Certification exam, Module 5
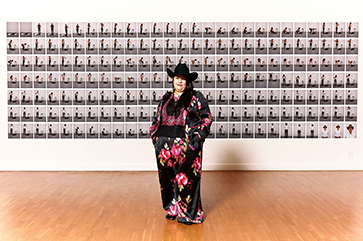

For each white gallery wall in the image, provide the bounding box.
[0,0,362,170]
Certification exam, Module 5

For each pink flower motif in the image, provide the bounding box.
[171,144,182,158]
[202,117,211,127]
[176,202,182,215]
[168,204,177,216]
[160,148,171,161]
[167,159,174,167]
[176,172,188,186]
[193,157,201,170]
[198,101,202,110]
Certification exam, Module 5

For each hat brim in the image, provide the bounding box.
[167,68,198,82]
[167,68,175,79]
[188,72,198,81]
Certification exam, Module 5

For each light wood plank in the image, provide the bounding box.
[0,171,362,241]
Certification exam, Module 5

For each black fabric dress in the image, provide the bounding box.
[149,89,213,224]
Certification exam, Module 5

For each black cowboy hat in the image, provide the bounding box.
[167,63,198,82]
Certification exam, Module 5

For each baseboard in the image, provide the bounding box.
[0,163,362,171]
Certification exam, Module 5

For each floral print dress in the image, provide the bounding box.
[149,89,213,224]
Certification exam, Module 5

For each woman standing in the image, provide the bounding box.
[149,63,213,225]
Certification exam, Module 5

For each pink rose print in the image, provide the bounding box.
[198,101,202,111]
[168,204,177,216]
[171,144,182,158]
[176,201,182,215]
[160,148,171,161]
[168,202,183,216]
[202,117,211,127]
[176,172,188,186]
[167,159,174,167]
[193,157,201,170]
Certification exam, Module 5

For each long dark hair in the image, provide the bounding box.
[166,77,194,116]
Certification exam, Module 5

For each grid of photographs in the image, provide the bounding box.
[7,22,358,139]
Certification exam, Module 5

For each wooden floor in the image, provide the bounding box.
[0,171,362,241]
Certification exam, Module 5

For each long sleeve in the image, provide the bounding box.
[152,100,162,126]
[196,92,213,142]
[149,100,162,145]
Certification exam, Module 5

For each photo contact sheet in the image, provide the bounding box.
[6,22,358,139]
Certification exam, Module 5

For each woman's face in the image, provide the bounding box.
[173,75,187,93]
